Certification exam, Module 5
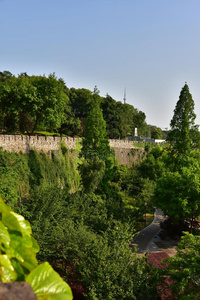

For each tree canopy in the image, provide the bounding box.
[101,94,148,138]
[0,70,149,138]
[69,88,93,119]
[150,126,163,139]
[0,72,70,134]
[153,163,200,227]
[159,233,200,299]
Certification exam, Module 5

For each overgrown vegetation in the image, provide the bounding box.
[0,138,158,298]
[1,80,200,299]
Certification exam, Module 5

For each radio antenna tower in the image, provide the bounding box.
[123,88,126,104]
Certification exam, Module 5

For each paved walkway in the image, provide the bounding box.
[130,209,173,255]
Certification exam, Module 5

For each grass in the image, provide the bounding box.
[32,131,62,136]
[0,131,68,137]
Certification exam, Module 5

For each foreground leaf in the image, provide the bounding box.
[2,211,32,236]
[26,262,73,300]
[21,247,38,272]
[0,196,11,214]
[0,255,17,282]
[0,221,10,248]
[31,236,40,254]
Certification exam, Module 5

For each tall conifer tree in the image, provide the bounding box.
[167,83,199,153]
[82,94,110,159]
[80,91,112,193]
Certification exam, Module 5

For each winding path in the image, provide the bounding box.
[130,209,174,255]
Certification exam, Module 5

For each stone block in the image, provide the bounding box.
[0,282,36,300]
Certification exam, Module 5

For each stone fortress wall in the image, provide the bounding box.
[0,135,144,166]
[0,135,78,154]
[0,134,136,154]
[0,135,145,167]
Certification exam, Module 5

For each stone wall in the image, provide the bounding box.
[0,135,79,154]
[0,135,143,166]
[109,139,135,149]
[0,135,136,154]
[113,147,144,167]
[0,282,36,300]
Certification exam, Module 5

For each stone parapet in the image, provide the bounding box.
[0,135,143,166]
[0,135,136,154]
[108,139,134,149]
[0,135,80,154]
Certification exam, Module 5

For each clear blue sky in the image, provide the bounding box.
[1,0,200,129]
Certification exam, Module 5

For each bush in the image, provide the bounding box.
[77,223,157,300]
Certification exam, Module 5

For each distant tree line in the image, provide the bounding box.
[0,70,163,138]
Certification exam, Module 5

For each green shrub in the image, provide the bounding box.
[0,149,30,208]
[77,222,157,300]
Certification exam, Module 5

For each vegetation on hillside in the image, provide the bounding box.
[0,77,200,299]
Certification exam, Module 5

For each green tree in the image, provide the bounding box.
[77,222,157,300]
[69,88,93,119]
[101,94,123,138]
[82,96,110,158]
[151,127,163,139]
[138,145,165,180]
[80,159,105,194]
[133,110,148,137]
[167,83,199,153]
[60,115,83,137]
[118,103,147,138]
[101,94,148,138]
[80,95,112,193]
[0,73,70,134]
[159,233,200,299]
[153,164,200,229]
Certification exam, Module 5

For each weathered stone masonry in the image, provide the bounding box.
[0,135,143,166]
[0,135,78,154]
[0,135,136,153]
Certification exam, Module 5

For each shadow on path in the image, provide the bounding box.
[130,209,167,254]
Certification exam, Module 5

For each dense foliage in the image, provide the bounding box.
[0,142,158,299]
[157,233,200,299]
[0,72,71,135]
[0,70,160,138]
[1,77,200,299]
[100,94,149,138]
[154,161,200,229]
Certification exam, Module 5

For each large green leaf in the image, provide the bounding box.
[0,196,11,214]
[2,211,32,236]
[10,258,26,281]
[21,247,38,272]
[31,236,40,254]
[6,232,32,262]
[0,221,10,248]
[26,262,73,300]
[0,254,17,282]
